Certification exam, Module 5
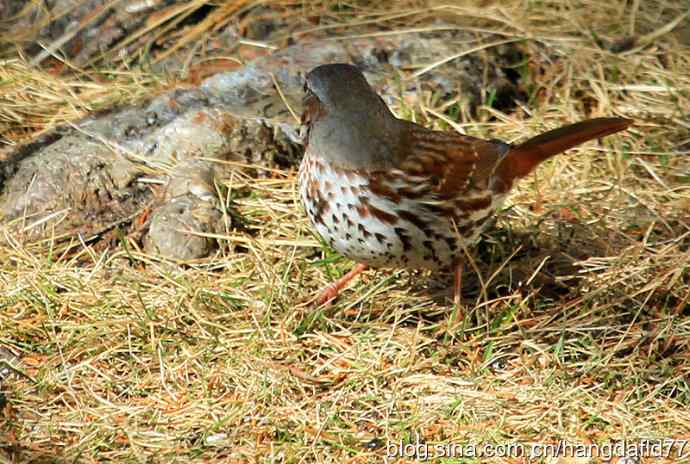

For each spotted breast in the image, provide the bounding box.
[299,143,507,271]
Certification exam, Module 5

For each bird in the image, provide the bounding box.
[298,63,632,308]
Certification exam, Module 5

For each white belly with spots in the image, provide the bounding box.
[299,152,504,270]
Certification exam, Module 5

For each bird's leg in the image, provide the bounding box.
[316,263,368,305]
[453,262,464,319]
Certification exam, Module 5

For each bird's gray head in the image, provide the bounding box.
[302,63,401,169]
[305,63,382,115]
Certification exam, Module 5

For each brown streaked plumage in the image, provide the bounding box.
[299,63,632,307]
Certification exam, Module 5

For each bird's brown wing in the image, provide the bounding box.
[393,123,509,199]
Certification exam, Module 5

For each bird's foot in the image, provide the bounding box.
[315,263,367,306]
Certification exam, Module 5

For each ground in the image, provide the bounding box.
[1,1,689,463]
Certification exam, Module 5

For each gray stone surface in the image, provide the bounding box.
[144,194,221,260]
[2,0,179,66]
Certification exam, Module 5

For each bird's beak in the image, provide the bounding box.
[300,92,319,144]
[301,93,317,124]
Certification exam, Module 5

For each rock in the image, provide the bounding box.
[144,193,221,260]
[0,130,150,238]
[201,31,525,124]
[167,159,217,202]
[3,0,179,66]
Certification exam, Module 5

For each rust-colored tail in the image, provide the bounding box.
[496,117,632,185]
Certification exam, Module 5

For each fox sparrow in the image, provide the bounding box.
[299,63,632,306]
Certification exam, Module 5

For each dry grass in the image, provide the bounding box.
[2,1,690,462]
